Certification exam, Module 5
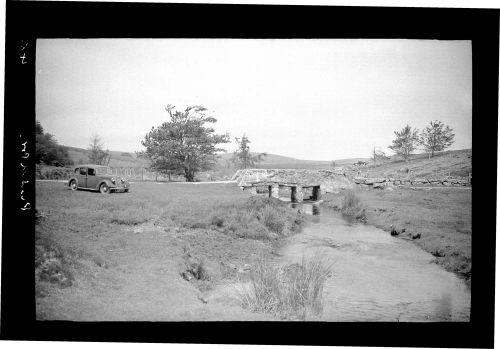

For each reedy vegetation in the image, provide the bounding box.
[341,189,365,219]
[238,255,333,320]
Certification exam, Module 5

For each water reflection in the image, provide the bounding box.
[289,202,321,216]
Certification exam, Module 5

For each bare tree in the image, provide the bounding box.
[231,134,266,169]
[88,134,111,165]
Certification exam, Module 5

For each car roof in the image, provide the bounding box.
[75,164,109,169]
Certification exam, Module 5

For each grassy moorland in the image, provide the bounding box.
[323,187,471,287]
[359,149,471,178]
[35,181,314,320]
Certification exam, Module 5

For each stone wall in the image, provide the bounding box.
[232,169,471,193]
[353,176,471,188]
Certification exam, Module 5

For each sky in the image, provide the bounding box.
[36,39,472,161]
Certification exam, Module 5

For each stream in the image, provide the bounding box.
[278,202,471,322]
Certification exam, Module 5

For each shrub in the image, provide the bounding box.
[36,165,73,180]
[238,255,332,320]
[211,216,225,227]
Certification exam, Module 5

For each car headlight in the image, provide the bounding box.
[121,177,124,183]
[111,177,116,184]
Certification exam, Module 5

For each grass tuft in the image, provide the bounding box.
[341,190,365,220]
[238,255,332,320]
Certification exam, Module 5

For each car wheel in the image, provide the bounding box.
[100,183,110,194]
[70,180,78,191]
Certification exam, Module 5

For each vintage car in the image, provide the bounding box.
[68,165,130,194]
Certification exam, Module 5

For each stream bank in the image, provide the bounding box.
[276,202,471,321]
[322,188,472,287]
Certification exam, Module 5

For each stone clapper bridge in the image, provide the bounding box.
[232,169,354,202]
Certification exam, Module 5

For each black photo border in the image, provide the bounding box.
[2,1,498,347]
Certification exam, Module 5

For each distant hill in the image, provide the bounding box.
[63,145,369,170]
[217,152,369,170]
[64,146,149,168]
[62,145,471,180]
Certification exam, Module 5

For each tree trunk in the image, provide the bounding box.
[184,168,195,182]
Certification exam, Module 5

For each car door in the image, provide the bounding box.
[79,167,88,188]
[87,168,99,189]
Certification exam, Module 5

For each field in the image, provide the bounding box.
[35,147,473,319]
[35,181,307,320]
[323,187,471,287]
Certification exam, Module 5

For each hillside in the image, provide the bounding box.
[217,152,331,170]
[64,145,368,170]
[358,149,472,178]
[62,145,471,180]
[64,146,149,168]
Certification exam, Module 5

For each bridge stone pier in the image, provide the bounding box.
[233,169,353,201]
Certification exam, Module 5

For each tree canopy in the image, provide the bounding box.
[231,134,266,169]
[35,121,73,166]
[419,121,455,159]
[141,105,230,182]
[388,125,419,162]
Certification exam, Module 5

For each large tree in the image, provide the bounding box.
[388,125,419,162]
[35,120,73,166]
[419,121,455,159]
[88,134,111,165]
[142,105,230,182]
[231,134,266,169]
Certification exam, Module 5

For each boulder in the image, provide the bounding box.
[365,178,385,185]
[412,178,428,185]
[354,177,366,184]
